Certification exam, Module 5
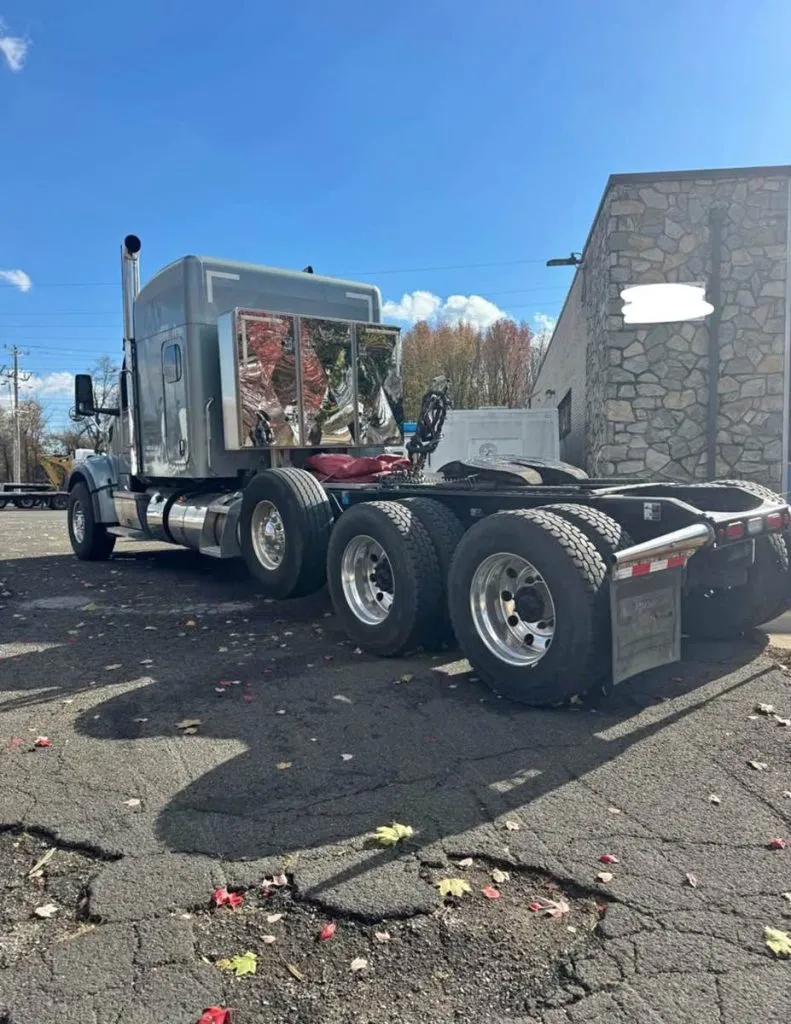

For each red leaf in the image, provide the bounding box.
[769,838,787,850]
[199,1009,230,1024]
[482,886,501,900]
[598,853,619,865]
[319,922,337,941]
[528,900,543,912]
[34,737,52,748]
[211,887,243,909]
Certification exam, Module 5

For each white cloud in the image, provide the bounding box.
[532,312,557,338]
[383,290,506,329]
[0,269,32,292]
[0,22,29,72]
[0,372,74,408]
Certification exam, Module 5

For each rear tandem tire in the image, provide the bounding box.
[68,482,116,561]
[239,468,333,599]
[397,497,464,649]
[546,503,633,561]
[326,500,445,656]
[683,532,790,639]
[448,509,609,706]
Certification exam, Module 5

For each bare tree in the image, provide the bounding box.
[63,355,120,452]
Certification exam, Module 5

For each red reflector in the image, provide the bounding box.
[766,512,783,530]
[631,562,652,577]
[725,522,745,540]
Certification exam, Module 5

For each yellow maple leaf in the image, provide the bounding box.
[764,926,791,957]
[372,822,414,846]
[216,950,258,976]
[437,877,471,898]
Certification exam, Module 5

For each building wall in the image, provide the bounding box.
[530,272,588,466]
[596,172,789,488]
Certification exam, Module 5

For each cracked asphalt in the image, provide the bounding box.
[1,510,790,1023]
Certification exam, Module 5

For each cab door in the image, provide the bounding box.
[162,340,188,467]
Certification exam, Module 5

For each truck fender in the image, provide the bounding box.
[66,454,120,524]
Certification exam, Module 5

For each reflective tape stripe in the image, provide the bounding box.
[613,553,687,581]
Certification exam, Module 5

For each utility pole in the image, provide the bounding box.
[0,346,32,483]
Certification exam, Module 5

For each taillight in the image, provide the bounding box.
[766,512,784,531]
[725,521,745,540]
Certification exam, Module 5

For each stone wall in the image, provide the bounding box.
[595,172,789,488]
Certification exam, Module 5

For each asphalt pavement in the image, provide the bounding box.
[1,510,790,1023]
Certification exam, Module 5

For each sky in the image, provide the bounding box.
[1,0,790,429]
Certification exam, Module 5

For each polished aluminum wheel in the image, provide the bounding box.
[340,534,394,625]
[251,500,286,570]
[71,500,86,544]
[469,552,555,667]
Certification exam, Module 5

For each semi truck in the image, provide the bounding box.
[65,236,791,705]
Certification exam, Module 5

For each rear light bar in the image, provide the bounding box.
[716,507,790,542]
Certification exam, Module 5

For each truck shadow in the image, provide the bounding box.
[0,548,776,883]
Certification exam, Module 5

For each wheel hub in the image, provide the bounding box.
[470,553,555,667]
[341,535,394,625]
[251,500,286,571]
[72,501,86,544]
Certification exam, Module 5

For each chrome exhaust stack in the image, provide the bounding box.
[121,235,142,475]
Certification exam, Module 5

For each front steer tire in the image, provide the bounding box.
[327,501,444,656]
[448,509,609,706]
[68,481,116,561]
[240,468,333,599]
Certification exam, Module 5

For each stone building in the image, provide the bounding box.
[531,165,790,491]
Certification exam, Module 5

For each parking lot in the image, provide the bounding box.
[2,510,791,1024]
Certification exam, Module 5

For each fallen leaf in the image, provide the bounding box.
[261,934,276,944]
[768,838,787,850]
[599,854,619,865]
[528,897,570,918]
[104,664,122,670]
[747,760,769,771]
[211,888,243,909]
[754,703,776,715]
[374,931,391,943]
[216,950,257,976]
[319,922,337,941]
[266,913,284,924]
[457,857,473,868]
[286,962,305,981]
[332,694,352,704]
[185,620,197,627]
[685,873,698,888]
[341,753,354,761]
[33,903,59,919]
[323,655,333,662]
[764,926,791,957]
[491,868,510,884]
[28,848,55,877]
[775,716,791,727]
[350,957,368,972]
[271,873,288,887]
[372,822,414,846]
[133,717,148,724]
[7,736,23,749]
[34,736,51,748]
[607,806,621,815]
[504,820,521,832]
[398,673,413,684]
[198,1009,230,1024]
[709,794,721,805]
[242,694,254,703]
[437,878,471,898]
[781,892,791,902]
[123,798,141,808]
[482,885,501,900]
[176,718,201,731]
[276,762,293,770]
[596,872,614,884]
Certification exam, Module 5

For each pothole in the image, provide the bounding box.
[0,827,110,970]
[190,859,602,1023]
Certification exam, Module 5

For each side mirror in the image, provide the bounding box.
[74,374,95,416]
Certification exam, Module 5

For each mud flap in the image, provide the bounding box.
[610,566,683,684]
